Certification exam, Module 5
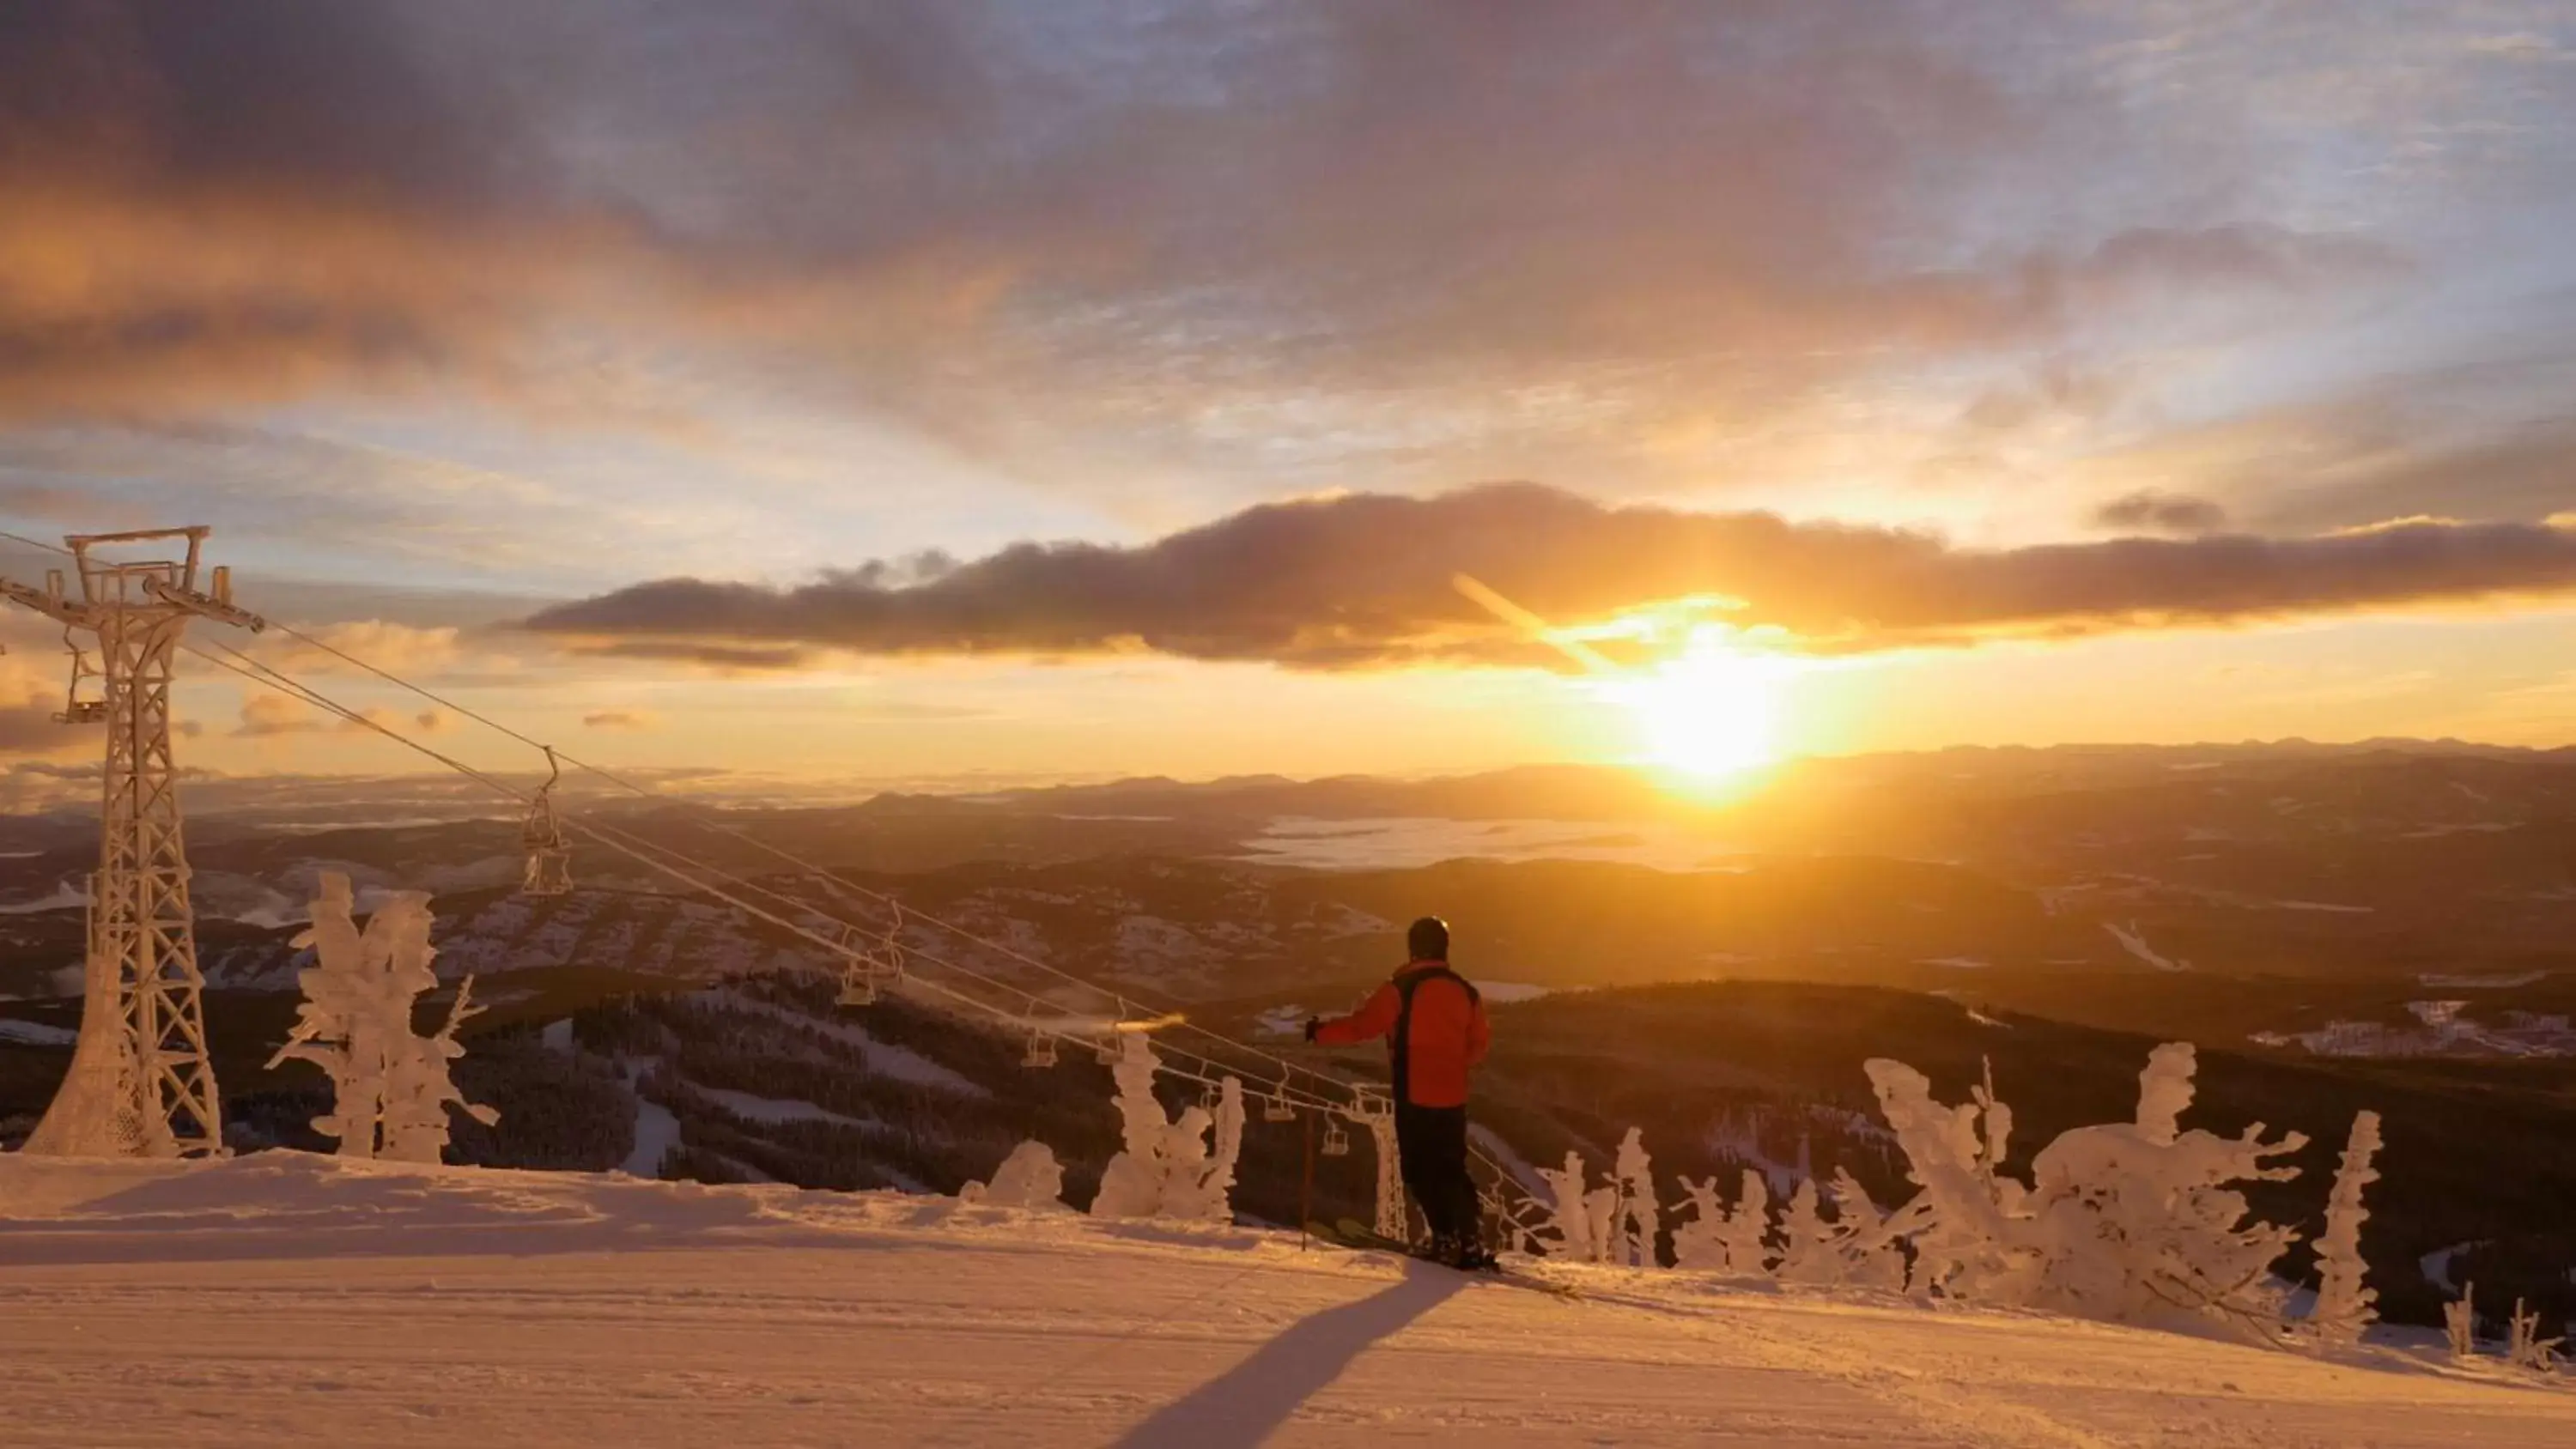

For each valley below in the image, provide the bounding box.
[6,742,2575,1337]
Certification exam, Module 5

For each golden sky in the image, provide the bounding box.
[3,3,2574,791]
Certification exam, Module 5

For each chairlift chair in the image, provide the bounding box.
[519,745,572,896]
[871,903,909,992]
[1021,1029,1058,1069]
[1321,1119,1352,1157]
[523,847,574,895]
[51,629,105,725]
[1261,1088,1296,1123]
[1093,1035,1121,1066]
[834,922,879,1006]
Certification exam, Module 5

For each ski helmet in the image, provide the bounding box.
[1407,915,1450,961]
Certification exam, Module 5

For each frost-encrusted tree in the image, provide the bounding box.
[1866,1043,2311,1330]
[1671,1176,1729,1270]
[963,1140,1068,1210]
[2507,1300,2564,1373]
[1765,1172,1905,1288]
[1089,1033,1244,1222]
[1828,1169,1909,1291]
[1775,1178,1840,1283]
[2445,1286,2479,1361]
[1611,1127,1660,1268]
[380,977,496,1164]
[1865,1058,2033,1300]
[2307,1110,2382,1349]
[1583,1173,1621,1264]
[267,873,496,1161]
[1536,1150,1597,1260]
[1716,1169,1774,1276]
[2025,1043,2306,1327]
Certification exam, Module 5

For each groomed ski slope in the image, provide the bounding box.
[3,1155,2570,1447]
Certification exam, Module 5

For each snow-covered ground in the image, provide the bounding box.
[0,1018,78,1046]
[4,1155,2570,1447]
[2103,920,2189,973]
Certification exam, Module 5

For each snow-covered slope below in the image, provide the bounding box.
[3,1155,2569,1447]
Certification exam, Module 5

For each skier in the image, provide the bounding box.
[1306,915,1496,1268]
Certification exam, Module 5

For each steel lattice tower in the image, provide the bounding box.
[4,528,263,1157]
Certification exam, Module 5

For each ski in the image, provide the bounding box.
[1312,1218,1581,1299]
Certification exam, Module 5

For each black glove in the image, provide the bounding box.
[1303,1016,1321,1043]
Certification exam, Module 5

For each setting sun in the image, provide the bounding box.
[1600,627,1789,779]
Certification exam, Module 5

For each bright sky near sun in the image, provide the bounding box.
[3,3,2575,795]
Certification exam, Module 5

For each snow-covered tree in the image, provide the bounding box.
[2307,1110,2381,1349]
[1865,1058,2033,1300]
[1536,1150,1596,1260]
[1670,1176,1729,1270]
[1611,1127,1660,1267]
[267,874,495,1161]
[1716,1169,1774,1276]
[963,1140,1068,1210]
[1583,1176,1620,1264]
[1090,1033,1243,1222]
[2508,1299,2564,1374]
[2445,1286,2479,1361]
[1670,1168,1777,1276]
[1775,1178,1840,1284]
[2024,1044,2306,1327]
[1866,1042,2311,1331]
[380,976,497,1164]
[1827,1169,1908,1291]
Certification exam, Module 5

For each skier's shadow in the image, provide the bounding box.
[1111,1261,1467,1449]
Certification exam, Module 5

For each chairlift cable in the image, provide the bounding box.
[188,639,1364,1113]
[253,615,1364,1100]
[179,634,1535,1198]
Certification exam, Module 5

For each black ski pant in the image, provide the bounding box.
[1394,1102,1479,1246]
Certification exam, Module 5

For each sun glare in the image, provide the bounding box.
[1601,627,1789,780]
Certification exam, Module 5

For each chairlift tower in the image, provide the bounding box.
[1349,1088,1406,1240]
[2,528,264,1157]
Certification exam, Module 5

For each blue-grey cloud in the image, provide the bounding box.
[0,3,2419,432]
[524,484,2576,666]
[2093,491,2227,535]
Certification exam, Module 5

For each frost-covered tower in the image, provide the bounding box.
[9,528,264,1157]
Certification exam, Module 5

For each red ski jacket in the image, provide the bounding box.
[1313,960,1491,1108]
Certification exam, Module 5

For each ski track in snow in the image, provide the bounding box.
[3,1156,2570,1447]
